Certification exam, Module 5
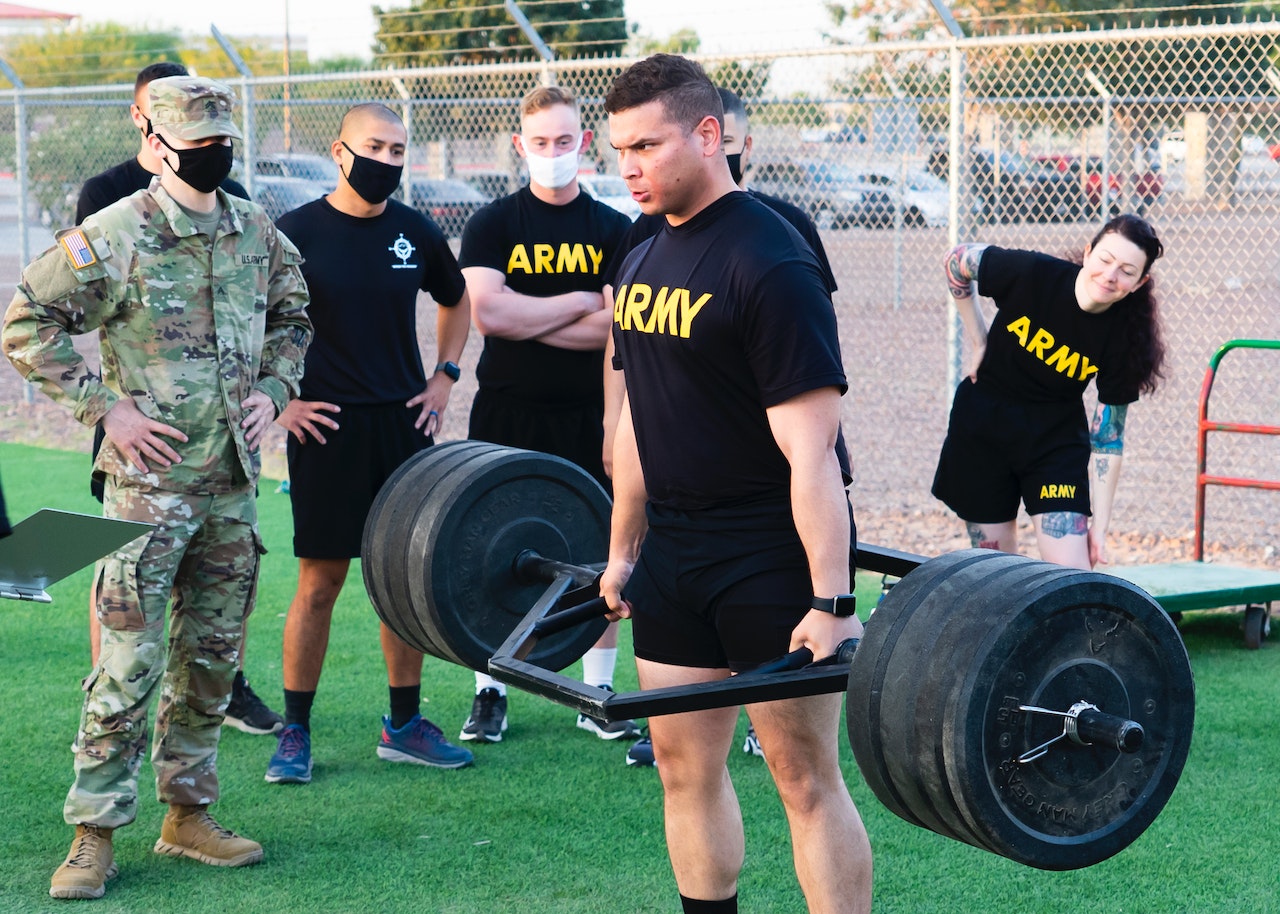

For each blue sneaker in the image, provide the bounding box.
[265,724,312,784]
[377,715,474,769]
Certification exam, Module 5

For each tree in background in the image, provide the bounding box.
[373,0,627,66]
[826,0,1263,41]
[630,27,700,55]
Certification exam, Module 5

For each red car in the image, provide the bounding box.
[1036,154,1164,215]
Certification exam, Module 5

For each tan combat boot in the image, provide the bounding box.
[153,804,263,867]
[50,824,118,899]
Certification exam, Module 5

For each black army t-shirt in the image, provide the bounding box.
[977,247,1140,406]
[612,191,846,510]
[459,186,631,405]
[76,157,248,223]
[277,197,466,404]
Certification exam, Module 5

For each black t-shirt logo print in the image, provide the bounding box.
[388,233,418,270]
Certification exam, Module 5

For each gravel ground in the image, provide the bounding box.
[0,184,1275,572]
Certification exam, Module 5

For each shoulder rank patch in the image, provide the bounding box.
[58,228,99,269]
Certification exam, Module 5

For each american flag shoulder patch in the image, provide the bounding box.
[58,229,98,269]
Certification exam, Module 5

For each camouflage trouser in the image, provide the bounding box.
[64,480,264,828]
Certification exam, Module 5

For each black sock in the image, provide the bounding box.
[232,670,246,690]
[389,685,421,730]
[283,690,316,732]
[680,894,738,914]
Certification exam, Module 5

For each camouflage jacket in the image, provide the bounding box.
[3,181,312,493]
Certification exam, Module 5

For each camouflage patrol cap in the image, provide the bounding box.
[148,75,243,142]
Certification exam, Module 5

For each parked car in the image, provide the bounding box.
[256,153,340,189]
[408,178,491,239]
[850,167,949,227]
[750,158,894,228]
[968,149,1087,223]
[1036,154,1164,216]
[458,169,517,200]
[576,173,640,220]
[253,176,329,221]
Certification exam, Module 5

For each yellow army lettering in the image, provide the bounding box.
[613,283,712,338]
[1005,316,1098,382]
[1039,484,1077,499]
[506,242,605,275]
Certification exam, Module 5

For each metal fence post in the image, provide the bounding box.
[0,59,33,404]
[0,58,28,267]
[212,24,256,198]
[934,1,966,397]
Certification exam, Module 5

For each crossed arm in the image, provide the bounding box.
[463,266,611,351]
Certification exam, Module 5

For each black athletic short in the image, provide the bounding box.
[288,401,432,559]
[626,493,856,673]
[468,387,608,492]
[932,379,1091,523]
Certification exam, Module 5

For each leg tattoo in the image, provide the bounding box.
[1039,511,1088,539]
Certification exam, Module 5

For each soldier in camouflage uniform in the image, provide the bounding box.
[2,75,311,901]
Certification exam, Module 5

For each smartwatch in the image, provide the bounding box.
[434,361,461,382]
[811,594,858,617]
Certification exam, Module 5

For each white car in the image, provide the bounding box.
[1161,130,1186,170]
[576,173,641,220]
[852,167,950,227]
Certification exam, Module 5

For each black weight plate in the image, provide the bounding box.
[899,557,1076,855]
[944,572,1194,870]
[415,446,612,672]
[880,553,1071,850]
[406,445,530,667]
[848,549,1000,831]
[361,441,494,659]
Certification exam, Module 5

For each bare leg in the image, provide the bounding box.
[380,623,425,688]
[965,519,1018,553]
[592,621,619,650]
[637,658,743,902]
[282,558,350,691]
[750,693,872,914]
[1032,511,1091,570]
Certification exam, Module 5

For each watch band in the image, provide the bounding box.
[435,360,461,382]
[811,594,858,617]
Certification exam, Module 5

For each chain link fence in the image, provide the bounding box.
[0,19,1277,562]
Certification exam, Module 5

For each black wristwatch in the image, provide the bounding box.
[811,594,858,617]
[434,361,461,382]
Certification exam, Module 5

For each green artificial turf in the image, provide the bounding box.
[0,442,1275,913]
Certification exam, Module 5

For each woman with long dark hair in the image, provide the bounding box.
[933,213,1166,569]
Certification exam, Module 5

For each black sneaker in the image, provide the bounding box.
[626,733,656,767]
[576,686,643,740]
[225,674,284,735]
[459,688,508,743]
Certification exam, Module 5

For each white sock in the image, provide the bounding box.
[582,647,617,689]
[475,672,507,697]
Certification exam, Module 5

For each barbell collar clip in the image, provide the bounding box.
[1016,700,1145,764]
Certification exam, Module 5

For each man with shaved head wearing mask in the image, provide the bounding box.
[264,103,475,786]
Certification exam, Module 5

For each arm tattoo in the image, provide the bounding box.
[944,244,988,299]
[1089,402,1128,455]
[1040,511,1088,539]
[1094,455,1110,481]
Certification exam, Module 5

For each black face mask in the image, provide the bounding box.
[726,152,744,185]
[157,135,234,194]
[341,141,403,204]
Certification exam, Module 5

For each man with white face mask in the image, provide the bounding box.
[458,85,637,751]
